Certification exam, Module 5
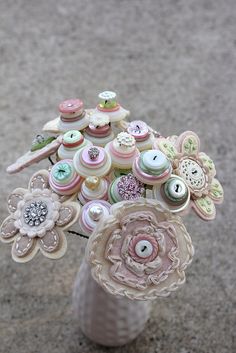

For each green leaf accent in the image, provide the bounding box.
[195,196,215,217]
[199,152,216,176]
[182,136,198,155]
[31,137,56,152]
[209,178,224,201]
[158,140,177,160]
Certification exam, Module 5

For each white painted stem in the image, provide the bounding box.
[73,259,151,347]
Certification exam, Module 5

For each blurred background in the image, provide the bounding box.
[0,1,235,352]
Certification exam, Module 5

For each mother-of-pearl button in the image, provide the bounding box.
[143,150,168,171]
[63,130,82,145]
[135,240,153,258]
[167,178,187,199]
[88,205,104,221]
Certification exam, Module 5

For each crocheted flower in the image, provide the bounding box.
[86,198,194,300]
[0,170,81,262]
[154,131,224,220]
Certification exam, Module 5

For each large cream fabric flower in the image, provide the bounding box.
[87,198,194,300]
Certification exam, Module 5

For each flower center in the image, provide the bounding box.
[135,240,153,258]
[53,162,72,182]
[88,205,104,221]
[128,233,159,263]
[179,158,206,190]
[88,147,100,160]
[23,201,48,227]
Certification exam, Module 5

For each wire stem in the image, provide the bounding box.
[68,230,89,239]
[48,156,54,166]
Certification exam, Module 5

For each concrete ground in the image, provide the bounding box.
[0,0,235,352]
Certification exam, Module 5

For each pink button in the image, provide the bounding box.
[87,124,110,136]
[59,99,84,114]
[127,121,149,140]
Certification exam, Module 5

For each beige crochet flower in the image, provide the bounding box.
[86,198,194,300]
[155,131,224,220]
[0,170,80,262]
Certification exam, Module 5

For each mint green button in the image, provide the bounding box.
[63,130,82,145]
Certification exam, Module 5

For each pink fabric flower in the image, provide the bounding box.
[87,198,194,300]
[0,170,80,262]
[154,131,224,220]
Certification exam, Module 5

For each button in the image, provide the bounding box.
[63,130,82,146]
[98,91,117,109]
[85,176,100,190]
[59,99,84,114]
[89,204,104,221]
[98,91,117,101]
[127,120,149,139]
[116,132,135,147]
[90,113,110,127]
[52,162,73,182]
[135,240,153,258]
[142,150,168,171]
[167,178,187,200]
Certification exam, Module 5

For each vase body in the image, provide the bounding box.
[73,259,151,347]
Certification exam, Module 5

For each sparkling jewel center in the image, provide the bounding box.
[88,147,100,160]
[23,201,48,227]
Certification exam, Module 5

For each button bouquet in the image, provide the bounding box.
[1,91,224,346]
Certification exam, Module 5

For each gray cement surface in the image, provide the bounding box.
[0,0,235,352]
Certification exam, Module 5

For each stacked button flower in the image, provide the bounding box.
[0,170,80,262]
[154,131,224,220]
[93,91,130,123]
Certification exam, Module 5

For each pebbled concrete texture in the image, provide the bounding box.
[0,0,235,352]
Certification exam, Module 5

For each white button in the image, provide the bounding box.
[90,113,110,127]
[143,150,167,171]
[135,240,153,258]
[168,178,187,199]
[63,130,82,144]
[89,205,103,221]
[98,91,117,101]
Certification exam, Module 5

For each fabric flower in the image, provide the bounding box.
[154,131,224,220]
[0,170,81,262]
[86,198,194,300]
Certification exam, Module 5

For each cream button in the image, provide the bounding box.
[116,132,135,147]
[143,150,167,171]
[90,113,110,127]
[135,240,153,258]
